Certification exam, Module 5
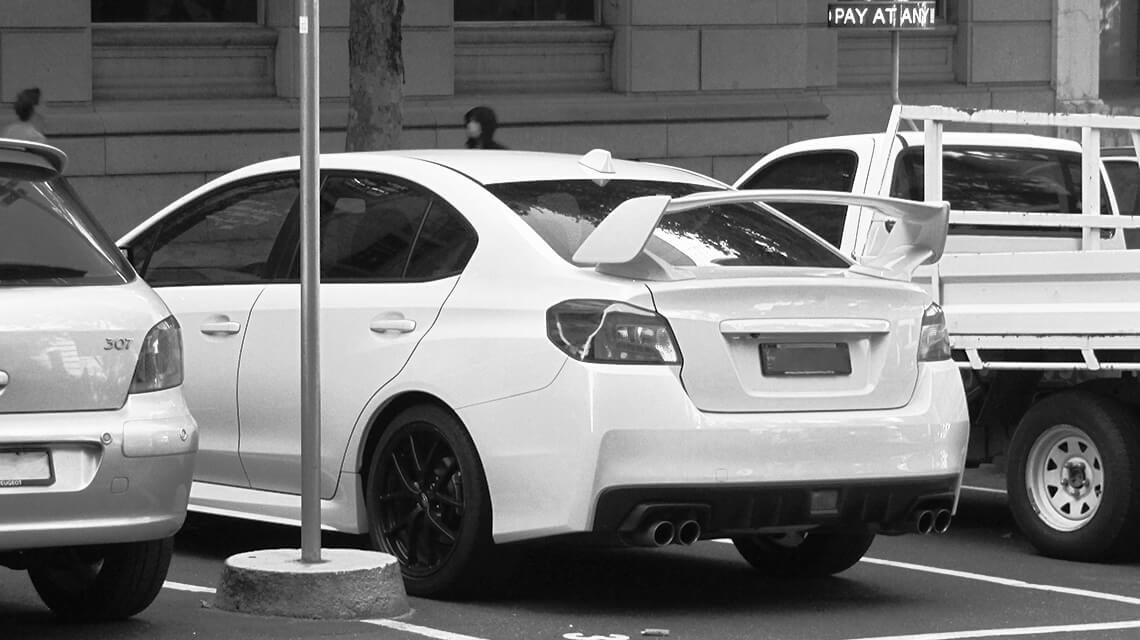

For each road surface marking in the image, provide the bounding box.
[859,557,1140,606]
[364,619,491,640]
[961,484,1007,495]
[842,619,1140,640]
[163,581,216,594]
[713,540,1140,606]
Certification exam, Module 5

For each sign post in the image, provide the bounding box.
[298,0,322,564]
[827,1,938,105]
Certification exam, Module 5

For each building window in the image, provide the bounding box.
[455,0,594,21]
[92,0,258,22]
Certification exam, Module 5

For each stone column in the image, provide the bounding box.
[0,0,92,104]
[1054,0,1100,106]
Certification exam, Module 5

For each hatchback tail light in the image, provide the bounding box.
[917,303,951,362]
[547,299,681,364]
[130,316,184,393]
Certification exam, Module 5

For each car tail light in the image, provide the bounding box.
[918,303,951,362]
[547,299,681,364]
[130,316,184,393]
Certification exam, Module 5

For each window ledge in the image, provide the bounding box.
[92,24,278,100]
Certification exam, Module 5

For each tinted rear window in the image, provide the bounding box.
[0,170,130,286]
[890,146,1109,214]
[486,180,848,269]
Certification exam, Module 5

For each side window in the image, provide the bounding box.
[738,151,858,246]
[134,175,297,286]
[405,201,478,280]
[317,175,431,281]
[1105,159,1140,249]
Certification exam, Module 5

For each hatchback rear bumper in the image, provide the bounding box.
[0,387,198,551]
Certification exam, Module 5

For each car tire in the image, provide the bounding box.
[28,537,174,620]
[365,404,495,598]
[731,528,875,578]
[1007,391,1140,562]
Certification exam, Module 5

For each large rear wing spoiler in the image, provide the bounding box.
[888,104,1140,250]
[572,189,949,282]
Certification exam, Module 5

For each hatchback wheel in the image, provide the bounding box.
[28,537,173,620]
[731,529,875,578]
[366,405,493,597]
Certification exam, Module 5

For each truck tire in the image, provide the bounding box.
[1007,391,1140,562]
[28,537,173,620]
[731,529,875,578]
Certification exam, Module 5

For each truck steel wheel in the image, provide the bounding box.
[28,538,173,620]
[1008,391,1140,562]
[366,405,493,597]
[731,529,875,578]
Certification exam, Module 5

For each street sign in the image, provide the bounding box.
[827,1,937,30]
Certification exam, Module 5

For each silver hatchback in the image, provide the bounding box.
[0,140,198,620]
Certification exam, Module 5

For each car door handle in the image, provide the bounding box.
[370,319,416,334]
[200,321,242,336]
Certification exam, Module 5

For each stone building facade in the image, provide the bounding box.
[0,0,1112,235]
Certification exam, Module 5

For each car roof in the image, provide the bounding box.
[779,131,1081,153]
[1102,147,1140,159]
[224,149,728,188]
[0,137,67,174]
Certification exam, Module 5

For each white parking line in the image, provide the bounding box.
[363,619,490,640]
[843,619,1140,640]
[860,557,1140,606]
[163,580,217,594]
[961,485,1007,495]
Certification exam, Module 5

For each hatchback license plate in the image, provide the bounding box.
[761,343,852,376]
[0,449,54,487]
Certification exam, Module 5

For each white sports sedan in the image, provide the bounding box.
[118,148,969,597]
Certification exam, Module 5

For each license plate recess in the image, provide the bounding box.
[761,342,852,376]
[0,448,54,487]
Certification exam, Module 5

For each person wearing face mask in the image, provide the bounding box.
[463,105,507,150]
[4,88,46,143]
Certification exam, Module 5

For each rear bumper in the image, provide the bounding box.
[0,387,198,551]
[462,358,969,543]
[593,476,959,537]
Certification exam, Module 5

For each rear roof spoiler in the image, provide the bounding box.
[571,189,949,282]
[0,138,67,174]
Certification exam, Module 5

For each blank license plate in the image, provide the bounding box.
[0,449,54,487]
[761,343,852,376]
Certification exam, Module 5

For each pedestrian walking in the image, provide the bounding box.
[3,88,46,143]
[464,105,507,149]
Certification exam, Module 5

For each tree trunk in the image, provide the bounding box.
[346,0,404,152]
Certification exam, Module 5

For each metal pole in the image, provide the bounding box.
[891,30,901,105]
[299,0,322,564]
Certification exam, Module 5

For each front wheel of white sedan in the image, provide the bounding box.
[365,405,495,598]
[28,537,173,620]
[731,529,875,578]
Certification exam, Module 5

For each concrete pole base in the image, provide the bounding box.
[214,548,410,619]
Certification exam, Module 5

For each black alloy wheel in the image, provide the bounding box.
[366,405,493,597]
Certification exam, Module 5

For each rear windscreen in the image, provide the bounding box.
[0,169,131,286]
[486,179,849,269]
[890,146,1110,214]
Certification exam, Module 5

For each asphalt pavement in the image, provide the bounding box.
[4,465,1140,640]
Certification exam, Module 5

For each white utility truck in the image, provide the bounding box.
[735,104,1140,562]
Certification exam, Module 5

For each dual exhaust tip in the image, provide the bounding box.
[633,519,702,547]
[914,508,953,535]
